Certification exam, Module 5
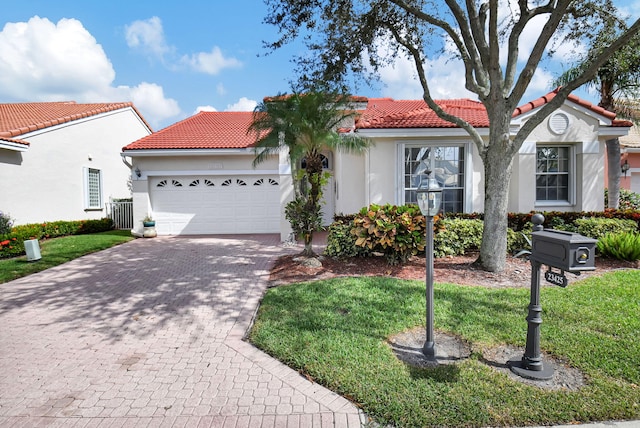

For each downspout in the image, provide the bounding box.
[120,152,133,169]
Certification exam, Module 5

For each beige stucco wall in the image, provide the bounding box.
[366,138,398,206]
[333,151,367,215]
[350,135,485,214]
[0,108,150,225]
[509,105,606,213]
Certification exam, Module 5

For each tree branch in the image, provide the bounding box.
[515,18,640,148]
[508,0,572,109]
[389,0,488,95]
[386,24,488,157]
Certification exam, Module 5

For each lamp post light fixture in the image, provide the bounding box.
[416,170,443,358]
[622,159,630,177]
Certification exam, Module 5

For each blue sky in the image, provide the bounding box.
[1,1,638,130]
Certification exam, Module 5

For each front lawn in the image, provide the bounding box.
[0,230,134,284]
[249,270,640,427]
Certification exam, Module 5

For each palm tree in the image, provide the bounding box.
[249,89,371,255]
[554,30,640,209]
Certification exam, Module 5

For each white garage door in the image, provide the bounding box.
[150,175,281,235]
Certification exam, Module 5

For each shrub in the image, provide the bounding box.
[597,232,640,261]
[0,218,114,259]
[0,211,13,236]
[606,188,640,210]
[324,220,370,258]
[285,196,322,246]
[352,204,426,265]
[433,218,483,258]
[573,217,638,240]
[77,218,114,234]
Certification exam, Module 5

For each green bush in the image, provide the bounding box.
[606,188,640,210]
[433,218,483,258]
[597,232,640,261]
[77,218,114,234]
[0,211,13,236]
[619,189,640,210]
[0,218,114,259]
[324,220,370,258]
[285,196,322,244]
[352,204,426,265]
[573,217,638,240]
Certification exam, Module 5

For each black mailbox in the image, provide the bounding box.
[531,229,597,272]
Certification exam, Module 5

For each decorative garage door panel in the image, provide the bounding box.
[150,176,280,235]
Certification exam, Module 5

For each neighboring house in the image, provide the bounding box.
[619,124,640,193]
[0,101,152,225]
[122,90,631,240]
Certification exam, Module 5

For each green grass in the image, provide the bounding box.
[0,230,134,283]
[249,270,640,427]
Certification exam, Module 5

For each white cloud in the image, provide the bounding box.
[182,46,242,75]
[372,40,474,100]
[195,105,218,113]
[0,16,181,128]
[124,16,172,60]
[0,16,115,100]
[225,97,257,111]
[122,82,180,126]
[216,83,227,95]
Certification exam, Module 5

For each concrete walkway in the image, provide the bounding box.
[0,235,362,427]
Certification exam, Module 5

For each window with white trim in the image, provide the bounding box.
[536,146,570,202]
[403,144,465,213]
[84,167,103,209]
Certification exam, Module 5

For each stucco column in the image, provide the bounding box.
[509,141,537,213]
[578,140,605,212]
[279,147,294,242]
[131,173,151,237]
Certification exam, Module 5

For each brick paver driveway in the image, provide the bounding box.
[0,235,362,427]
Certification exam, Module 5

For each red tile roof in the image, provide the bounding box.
[512,88,632,126]
[123,111,258,151]
[0,101,152,138]
[263,94,369,103]
[121,92,627,151]
[0,136,30,147]
[356,98,488,129]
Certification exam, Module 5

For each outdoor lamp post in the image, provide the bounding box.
[416,170,442,358]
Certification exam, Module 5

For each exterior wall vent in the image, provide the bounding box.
[549,112,570,135]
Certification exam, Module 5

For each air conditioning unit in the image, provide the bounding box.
[24,239,42,261]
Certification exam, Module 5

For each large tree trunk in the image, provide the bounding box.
[606,138,621,209]
[478,128,515,273]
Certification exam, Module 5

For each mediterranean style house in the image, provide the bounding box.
[1,102,152,225]
[122,90,631,240]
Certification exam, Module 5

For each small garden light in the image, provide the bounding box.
[416,170,442,358]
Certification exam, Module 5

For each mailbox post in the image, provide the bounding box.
[509,213,597,380]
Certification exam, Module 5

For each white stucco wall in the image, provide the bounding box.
[126,152,284,236]
[0,108,150,225]
[510,105,606,213]
[333,151,367,215]
[350,134,485,214]
[355,103,614,216]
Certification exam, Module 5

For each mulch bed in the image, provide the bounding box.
[269,251,637,288]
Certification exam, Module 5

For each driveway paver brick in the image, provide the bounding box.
[0,235,364,427]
